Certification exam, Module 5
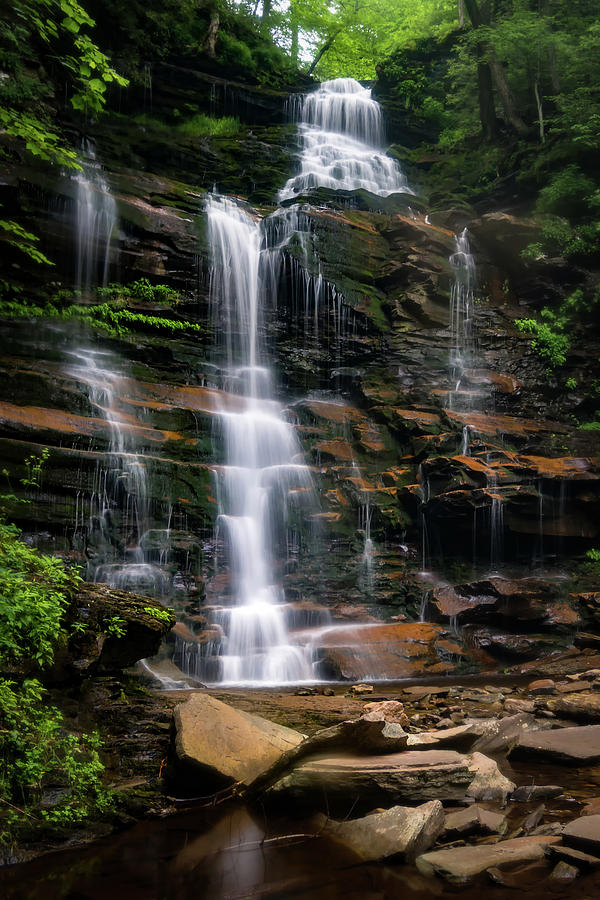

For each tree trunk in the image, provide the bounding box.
[463,0,529,137]
[487,55,530,136]
[458,0,466,27]
[476,46,497,140]
[534,79,545,143]
[203,13,220,58]
[307,30,341,76]
[290,2,299,64]
[262,0,272,21]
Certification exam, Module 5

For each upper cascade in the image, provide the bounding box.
[280,77,411,200]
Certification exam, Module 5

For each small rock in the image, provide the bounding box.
[466,752,516,804]
[322,688,335,697]
[443,804,507,839]
[350,683,373,696]
[528,679,556,695]
[549,861,579,882]
[510,785,563,802]
[581,796,600,817]
[504,698,535,714]
[531,823,564,836]
[362,700,409,728]
[556,681,589,693]
[319,799,445,862]
[522,804,545,833]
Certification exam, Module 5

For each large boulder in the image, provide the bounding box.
[318,800,444,862]
[173,693,305,789]
[54,583,176,676]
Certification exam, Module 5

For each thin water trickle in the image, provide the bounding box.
[447,228,476,412]
[73,143,117,292]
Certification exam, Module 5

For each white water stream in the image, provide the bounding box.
[74,143,117,292]
[206,195,315,683]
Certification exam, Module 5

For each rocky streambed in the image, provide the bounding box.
[5,670,600,897]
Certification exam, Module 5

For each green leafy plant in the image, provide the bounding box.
[0,679,113,841]
[22,448,50,489]
[0,520,79,668]
[103,616,126,639]
[142,606,173,625]
[514,318,569,370]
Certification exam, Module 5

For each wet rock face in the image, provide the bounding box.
[2,59,600,683]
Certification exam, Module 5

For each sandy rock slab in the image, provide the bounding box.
[173,693,304,788]
[563,815,600,856]
[269,750,514,814]
[509,724,600,764]
[316,800,445,862]
[416,835,562,883]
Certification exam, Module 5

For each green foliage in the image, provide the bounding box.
[537,166,597,220]
[0,679,112,841]
[99,278,181,306]
[0,291,205,340]
[22,448,50,489]
[0,519,78,669]
[102,615,126,639]
[565,377,577,390]
[142,606,172,625]
[177,114,241,139]
[514,318,570,370]
[586,548,600,562]
[515,287,600,373]
[0,217,54,267]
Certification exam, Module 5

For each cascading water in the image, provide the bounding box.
[205,195,315,684]
[66,348,170,597]
[73,142,117,292]
[447,228,476,412]
[280,78,411,200]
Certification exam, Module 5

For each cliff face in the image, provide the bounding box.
[1,56,599,682]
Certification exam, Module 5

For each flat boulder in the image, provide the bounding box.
[509,725,600,764]
[173,694,304,788]
[563,815,600,856]
[537,693,600,722]
[318,800,444,862]
[416,835,561,883]
[269,750,511,815]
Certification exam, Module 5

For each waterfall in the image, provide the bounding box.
[73,143,117,292]
[447,228,476,411]
[66,348,170,597]
[358,501,375,595]
[205,195,314,684]
[280,78,411,200]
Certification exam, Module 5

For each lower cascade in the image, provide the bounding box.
[204,195,315,683]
